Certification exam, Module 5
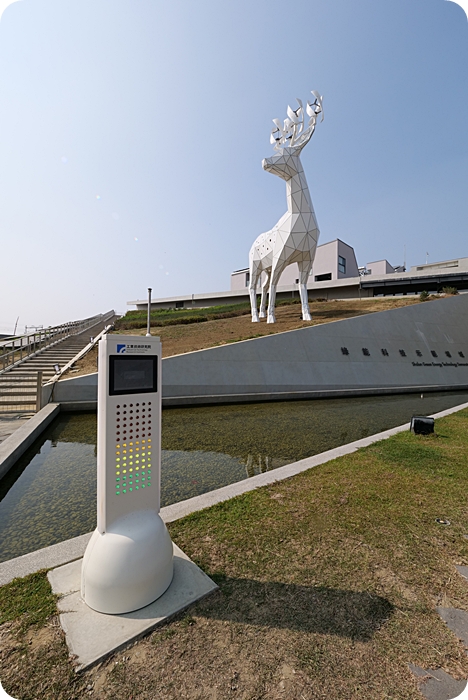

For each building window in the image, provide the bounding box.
[399,349,406,357]
[341,347,349,355]
[315,273,332,282]
[245,272,250,287]
[445,351,452,358]
[459,351,465,358]
[338,256,346,274]
[416,350,423,357]
[431,350,438,358]
[175,301,184,309]
[381,348,389,356]
[362,348,370,356]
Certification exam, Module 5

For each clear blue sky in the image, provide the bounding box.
[0,0,467,332]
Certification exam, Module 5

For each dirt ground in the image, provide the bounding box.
[65,297,420,379]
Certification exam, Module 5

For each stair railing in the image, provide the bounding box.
[0,310,115,375]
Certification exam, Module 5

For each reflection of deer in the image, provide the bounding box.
[249,92,324,323]
[245,454,270,478]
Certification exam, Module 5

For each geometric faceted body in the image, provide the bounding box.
[81,334,174,614]
[249,91,324,323]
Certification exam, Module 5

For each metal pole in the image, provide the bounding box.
[146,288,152,337]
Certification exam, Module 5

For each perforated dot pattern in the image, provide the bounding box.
[115,402,152,495]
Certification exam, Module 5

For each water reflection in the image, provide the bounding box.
[0,391,467,562]
[0,439,97,563]
[244,454,288,478]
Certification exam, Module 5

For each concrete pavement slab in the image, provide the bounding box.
[408,664,467,700]
[47,544,217,671]
[0,415,30,444]
[456,566,468,581]
[437,607,468,649]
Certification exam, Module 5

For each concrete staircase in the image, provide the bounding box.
[0,317,113,414]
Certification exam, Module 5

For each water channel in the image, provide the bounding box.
[1,391,467,562]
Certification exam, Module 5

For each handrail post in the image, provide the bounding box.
[36,371,43,412]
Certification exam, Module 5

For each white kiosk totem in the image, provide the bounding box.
[81,335,173,614]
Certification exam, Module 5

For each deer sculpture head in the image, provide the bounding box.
[262,91,323,181]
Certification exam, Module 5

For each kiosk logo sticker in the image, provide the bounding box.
[116,343,152,355]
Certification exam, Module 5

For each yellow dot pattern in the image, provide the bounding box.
[115,439,152,494]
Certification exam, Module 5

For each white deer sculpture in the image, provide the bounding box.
[249,91,324,323]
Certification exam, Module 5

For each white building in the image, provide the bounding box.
[127,246,468,311]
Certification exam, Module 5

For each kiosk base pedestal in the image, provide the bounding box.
[81,511,173,615]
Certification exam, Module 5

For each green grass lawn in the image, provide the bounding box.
[115,297,312,330]
[115,300,255,329]
[1,409,468,699]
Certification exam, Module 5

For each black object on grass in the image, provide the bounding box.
[410,416,435,435]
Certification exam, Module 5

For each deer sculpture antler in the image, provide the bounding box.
[270,91,324,151]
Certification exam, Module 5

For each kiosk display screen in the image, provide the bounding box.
[109,356,158,395]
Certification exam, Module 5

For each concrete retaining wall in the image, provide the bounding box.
[163,294,468,398]
[42,373,98,406]
[0,404,60,480]
[46,295,468,405]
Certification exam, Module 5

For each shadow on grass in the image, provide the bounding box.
[199,576,394,642]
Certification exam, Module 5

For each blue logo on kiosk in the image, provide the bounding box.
[116,343,152,355]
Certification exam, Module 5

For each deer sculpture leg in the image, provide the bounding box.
[266,264,285,323]
[297,260,312,321]
[259,270,271,318]
[249,265,262,322]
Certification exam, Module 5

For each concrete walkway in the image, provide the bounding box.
[0,415,30,444]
